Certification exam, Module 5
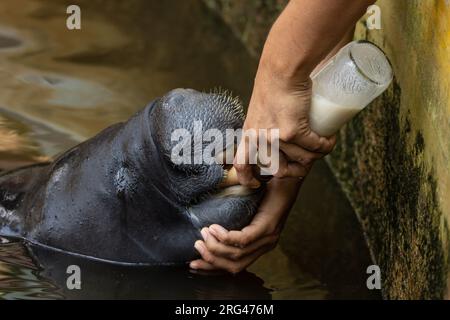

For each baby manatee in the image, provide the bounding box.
[0,89,264,265]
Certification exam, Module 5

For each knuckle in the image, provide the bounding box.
[297,121,310,134]
[233,162,247,172]
[299,156,313,166]
[236,166,253,178]
[310,140,323,152]
[228,266,242,275]
[203,253,215,264]
[207,243,219,255]
[230,251,243,261]
[280,128,297,142]
[274,164,288,178]
[220,234,230,244]
[239,236,250,247]
[283,165,291,176]
[325,140,336,153]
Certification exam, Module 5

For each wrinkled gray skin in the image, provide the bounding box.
[0,89,264,265]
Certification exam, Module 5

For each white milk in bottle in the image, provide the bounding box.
[310,94,362,137]
[309,41,393,137]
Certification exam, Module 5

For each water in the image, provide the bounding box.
[0,0,379,299]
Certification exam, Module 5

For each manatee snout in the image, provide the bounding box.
[152,88,263,229]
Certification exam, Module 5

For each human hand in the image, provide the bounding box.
[233,68,336,187]
[231,0,371,187]
[190,177,302,274]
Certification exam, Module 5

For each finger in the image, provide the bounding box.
[202,228,277,261]
[189,259,217,271]
[273,161,310,179]
[269,151,309,179]
[194,240,276,274]
[233,136,260,188]
[269,151,287,179]
[194,240,238,271]
[208,222,268,248]
[291,129,336,154]
[279,141,324,166]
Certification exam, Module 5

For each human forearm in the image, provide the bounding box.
[259,0,375,84]
[202,0,376,274]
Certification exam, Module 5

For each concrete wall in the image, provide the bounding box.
[203,0,450,299]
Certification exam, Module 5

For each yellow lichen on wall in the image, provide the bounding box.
[421,0,450,220]
[362,0,450,231]
[364,0,450,225]
[355,0,450,298]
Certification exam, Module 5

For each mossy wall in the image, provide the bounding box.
[203,0,450,299]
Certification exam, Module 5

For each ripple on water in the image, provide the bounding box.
[0,239,272,300]
[18,73,115,109]
[0,239,64,300]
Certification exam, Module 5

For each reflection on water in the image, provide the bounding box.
[0,0,256,145]
[0,238,63,300]
[0,236,331,299]
[0,112,49,171]
[0,237,273,300]
[0,0,379,299]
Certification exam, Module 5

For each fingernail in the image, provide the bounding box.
[210,225,227,238]
[190,261,198,269]
[200,228,208,241]
[194,240,205,254]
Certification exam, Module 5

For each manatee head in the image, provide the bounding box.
[150,88,264,231]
